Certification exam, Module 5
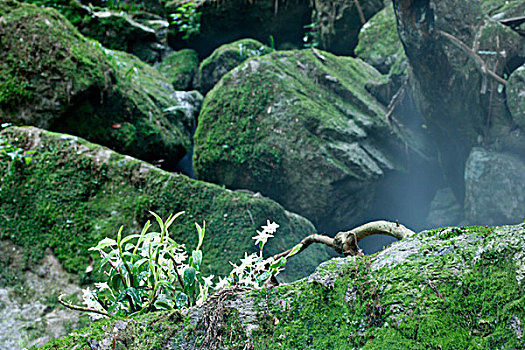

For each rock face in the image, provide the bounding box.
[425,187,463,228]
[507,64,525,130]
[194,38,272,94]
[193,49,413,232]
[156,49,200,90]
[168,0,311,57]
[464,147,525,225]
[0,126,330,281]
[0,1,194,168]
[41,223,525,349]
[0,242,83,350]
[392,0,525,200]
[312,0,385,56]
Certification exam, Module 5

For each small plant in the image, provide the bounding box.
[170,2,201,40]
[303,17,320,48]
[60,211,211,318]
[215,220,302,290]
[0,123,34,177]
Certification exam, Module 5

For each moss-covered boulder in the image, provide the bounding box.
[355,3,407,77]
[42,223,525,349]
[193,49,412,232]
[0,126,330,282]
[311,0,385,56]
[194,39,272,94]
[0,1,193,168]
[167,0,311,57]
[156,49,199,90]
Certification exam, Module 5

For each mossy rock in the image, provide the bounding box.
[481,0,525,18]
[193,49,411,233]
[355,3,407,77]
[194,38,272,94]
[0,126,330,282]
[0,1,193,168]
[41,223,525,349]
[156,49,199,90]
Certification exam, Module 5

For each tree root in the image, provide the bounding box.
[273,220,416,261]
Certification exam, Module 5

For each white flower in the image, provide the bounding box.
[252,220,279,246]
[173,250,187,264]
[215,276,231,290]
[94,282,110,291]
[252,230,274,246]
[202,275,214,288]
[262,220,279,234]
[82,288,106,320]
[229,262,245,276]
[240,252,258,268]
[255,257,274,272]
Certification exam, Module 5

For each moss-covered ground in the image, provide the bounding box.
[0,126,329,283]
[38,224,525,349]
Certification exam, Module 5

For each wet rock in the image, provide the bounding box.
[425,187,463,228]
[464,147,525,225]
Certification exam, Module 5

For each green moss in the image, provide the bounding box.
[0,126,329,282]
[0,1,193,166]
[156,49,199,90]
[481,0,525,18]
[355,3,407,76]
[195,38,272,93]
[194,49,405,229]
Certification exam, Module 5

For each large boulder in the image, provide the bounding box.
[311,0,385,56]
[392,0,525,200]
[464,147,525,225]
[0,126,330,281]
[167,0,311,57]
[193,49,415,232]
[42,223,525,349]
[507,64,525,130]
[194,38,272,94]
[0,1,194,169]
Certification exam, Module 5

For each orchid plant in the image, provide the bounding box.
[60,214,300,318]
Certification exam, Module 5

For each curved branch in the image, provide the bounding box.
[272,234,334,261]
[436,30,507,88]
[273,220,416,263]
[58,294,111,318]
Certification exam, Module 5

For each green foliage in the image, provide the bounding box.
[83,211,211,317]
[170,2,201,40]
[303,14,320,48]
[0,124,34,176]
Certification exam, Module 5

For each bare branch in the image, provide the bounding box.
[58,294,111,318]
[272,233,334,261]
[353,0,366,25]
[436,30,507,90]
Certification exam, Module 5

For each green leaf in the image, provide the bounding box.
[257,271,272,284]
[192,250,202,269]
[285,243,303,259]
[270,257,286,269]
[99,250,118,269]
[121,234,142,246]
[157,280,176,290]
[165,211,184,231]
[90,237,117,250]
[118,287,142,309]
[195,221,205,251]
[175,292,189,309]
[183,267,196,288]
